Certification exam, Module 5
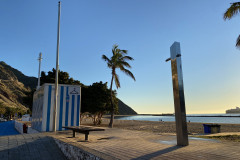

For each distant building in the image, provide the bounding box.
[226,107,240,114]
[22,114,31,121]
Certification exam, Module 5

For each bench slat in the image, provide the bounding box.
[63,126,105,132]
[62,126,105,141]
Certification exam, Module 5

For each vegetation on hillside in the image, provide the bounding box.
[0,102,26,120]
[0,62,31,118]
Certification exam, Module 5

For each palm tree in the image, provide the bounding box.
[224,2,240,47]
[102,44,136,128]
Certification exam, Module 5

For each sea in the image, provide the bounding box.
[115,114,240,124]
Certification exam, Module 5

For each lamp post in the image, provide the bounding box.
[166,42,188,146]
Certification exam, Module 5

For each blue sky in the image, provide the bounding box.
[0,0,240,114]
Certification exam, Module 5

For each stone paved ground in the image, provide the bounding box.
[1,128,240,160]
[50,127,240,160]
[0,134,66,160]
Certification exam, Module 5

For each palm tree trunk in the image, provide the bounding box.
[108,74,114,128]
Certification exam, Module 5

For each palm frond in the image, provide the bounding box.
[118,61,131,68]
[113,44,118,49]
[102,55,113,68]
[107,63,113,68]
[224,2,240,20]
[120,68,136,81]
[102,55,110,62]
[114,73,121,88]
[112,44,119,55]
[236,35,240,48]
[120,49,128,54]
[121,56,134,61]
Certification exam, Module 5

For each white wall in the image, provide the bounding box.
[14,121,39,134]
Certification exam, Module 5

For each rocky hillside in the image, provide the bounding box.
[0,61,33,111]
[118,99,137,115]
[0,62,37,89]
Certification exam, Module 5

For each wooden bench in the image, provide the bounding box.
[62,126,105,141]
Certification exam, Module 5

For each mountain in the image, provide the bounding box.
[0,61,32,111]
[0,61,37,90]
[118,99,137,115]
[0,61,137,115]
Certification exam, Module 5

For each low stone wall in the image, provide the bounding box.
[27,126,39,134]
[14,121,39,134]
[54,139,101,160]
[14,121,23,134]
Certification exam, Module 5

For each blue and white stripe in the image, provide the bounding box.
[32,84,81,132]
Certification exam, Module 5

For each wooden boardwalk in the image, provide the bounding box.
[0,134,66,160]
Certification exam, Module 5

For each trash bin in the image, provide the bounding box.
[203,124,211,133]
[23,123,28,133]
[203,124,221,134]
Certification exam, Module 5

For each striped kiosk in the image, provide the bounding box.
[32,83,81,132]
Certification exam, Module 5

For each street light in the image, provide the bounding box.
[37,52,42,90]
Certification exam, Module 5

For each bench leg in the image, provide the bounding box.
[73,131,75,137]
[85,132,89,141]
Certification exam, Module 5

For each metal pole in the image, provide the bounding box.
[37,52,42,90]
[53,1,61,132]
[166,42,188,146]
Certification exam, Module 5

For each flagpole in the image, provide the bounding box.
[53,1,61,132]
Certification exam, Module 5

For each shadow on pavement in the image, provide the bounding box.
[131,145,182,160]
[0,135,66,160]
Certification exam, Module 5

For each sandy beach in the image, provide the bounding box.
[81,118,240,135]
